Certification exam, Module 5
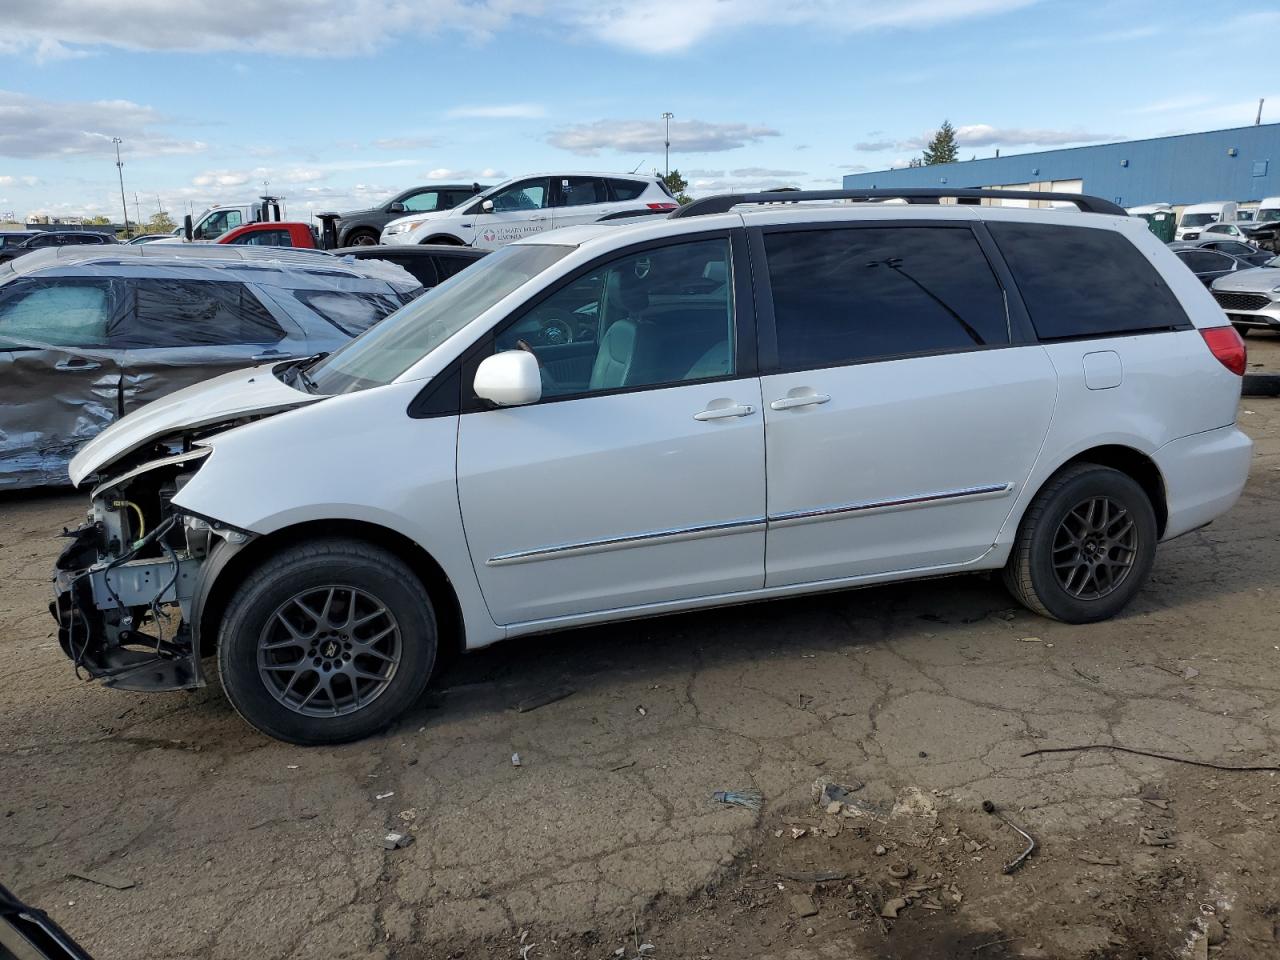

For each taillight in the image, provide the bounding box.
[646,202,679,211]
[1201,325,1247,376]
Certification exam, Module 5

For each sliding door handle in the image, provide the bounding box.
[770,392,830,411]
[694,402,754,421]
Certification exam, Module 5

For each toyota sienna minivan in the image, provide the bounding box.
[52,188,1252,744]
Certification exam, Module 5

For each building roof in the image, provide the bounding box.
[843,123,1280,207]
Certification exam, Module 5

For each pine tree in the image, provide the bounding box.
[922,120,959,165]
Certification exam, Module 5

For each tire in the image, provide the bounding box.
[217,539,437,744]
[1233,324,1251,337]
[344,229,379,247]
[1002,463,1157,623]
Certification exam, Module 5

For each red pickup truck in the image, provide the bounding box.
[216,221,319,248]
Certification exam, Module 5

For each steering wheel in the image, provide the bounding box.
[538,313,575,346]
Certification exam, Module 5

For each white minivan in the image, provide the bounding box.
[55,188,1253,744]
[379,172,677,249]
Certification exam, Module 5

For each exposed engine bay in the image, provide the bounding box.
[50,421,261,692]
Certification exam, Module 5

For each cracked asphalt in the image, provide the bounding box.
[3,339,1279,959]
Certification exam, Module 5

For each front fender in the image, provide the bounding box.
[188,535,252,680]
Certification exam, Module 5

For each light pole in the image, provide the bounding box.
[112,138,130,237]
[661,111,674,179]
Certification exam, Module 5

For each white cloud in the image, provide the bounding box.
[0,90,207,159]
[372,136,441,150]
[730,166,806,177]
[563,0,1039,54]
[0,0,517,58]
[0,175,41,187]
[857,124,1121,152]
[1129,95,1213,115]
[0,0,1039,59]
[446,103,547,120]
[425,167,507,180]
[547,118,780,155]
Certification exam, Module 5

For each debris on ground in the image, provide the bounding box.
[982,800,1036,873]
[790,893,818,918]
[383,831,413,850]
[1138,826,1175,847]
[397,809,416,822]
[711,789,762,811]
[511,752,522,767]
[636,706,647,717]
[1022,743,1280,771]
[880,896,908,918]
[513,686,575,713]
[67,870,135,891]
[812,776,864,808]
[374,791,395,800]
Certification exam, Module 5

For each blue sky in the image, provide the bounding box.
[0,0,1275,222]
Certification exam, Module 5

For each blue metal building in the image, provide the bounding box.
[842,124,1280,208]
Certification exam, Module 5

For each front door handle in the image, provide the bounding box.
[770,392,830,411]
[694,402,754,421]
[55,357,100,372]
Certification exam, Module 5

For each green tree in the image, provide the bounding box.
[661,169,692,205]
[84,215,111,225]
[147,211,176,233]
[922,120,959,165]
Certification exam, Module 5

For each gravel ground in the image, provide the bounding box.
[3,368,1279,959]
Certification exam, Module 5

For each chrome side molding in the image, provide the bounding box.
[486,517,767,567]
[486,483,1014,566]
[768,483,1015,527]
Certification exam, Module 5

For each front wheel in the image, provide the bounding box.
[1003,464,1157,623]
[344,228,380,247]
[217,539,437,744]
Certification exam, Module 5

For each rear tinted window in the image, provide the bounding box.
[989,223,1190,339]
[296,290,402,335]
[607,179,647,201]
[1177,250,1232,273]
[125,279,285,347]
[433,254,479,280]
[765,226,1011,371]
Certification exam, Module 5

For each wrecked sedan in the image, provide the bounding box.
[52,195,1250,746]
[0,244,421,488]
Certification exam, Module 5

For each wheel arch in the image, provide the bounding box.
[195,519,465,664]
[1033,444,1169,538]
[420,234,465,246]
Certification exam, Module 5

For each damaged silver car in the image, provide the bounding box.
[0,245,421,488]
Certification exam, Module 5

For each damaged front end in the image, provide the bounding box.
[50,447,253,692]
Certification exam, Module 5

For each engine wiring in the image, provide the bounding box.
[111,499,146,543]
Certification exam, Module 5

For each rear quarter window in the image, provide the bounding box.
[989,222,1191,340]
[296,290,402,335]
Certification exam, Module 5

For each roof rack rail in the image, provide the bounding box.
[669,187,1127,219]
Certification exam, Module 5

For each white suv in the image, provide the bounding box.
[379,172,677,249]
[55,189,1252,744]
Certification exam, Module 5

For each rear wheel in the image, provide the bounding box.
[1003,463,1157,623]
[217,539,437,744]
[345,228,379,247]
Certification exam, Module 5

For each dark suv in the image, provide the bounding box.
[0,230,115,266]
[336,184,488,247]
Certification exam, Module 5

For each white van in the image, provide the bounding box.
[1178,201,1238,240]
[1254,196,1280,225]
[55,188,1252,743]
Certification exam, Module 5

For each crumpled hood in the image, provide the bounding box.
[1211,267,1280,292]
[69,364,320,486]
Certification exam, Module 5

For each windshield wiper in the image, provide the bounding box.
[282,352,327,393]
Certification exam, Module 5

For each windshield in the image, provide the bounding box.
[1256,208,1280,223]
[305,243,571,395]
[1181,213,1218,227]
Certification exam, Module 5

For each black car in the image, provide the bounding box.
[1171,246,1256,286]
[333,243,487,288]
[335,184,490,247]
[0,230,115,266]
[1169,238,1273,267]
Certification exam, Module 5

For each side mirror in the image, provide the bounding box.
[481,199,494,214]
[183,214,194,242]
[473,350,541,406]
[388,201,406,213]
